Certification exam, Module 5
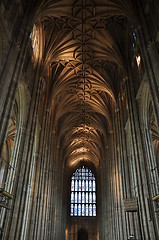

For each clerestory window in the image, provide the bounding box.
[70,166,96,217]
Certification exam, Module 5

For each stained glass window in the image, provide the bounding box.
[130,24,138,52]
[70,166,96,217]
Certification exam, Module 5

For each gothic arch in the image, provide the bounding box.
[0,82,30,188]
[0,82,32,236]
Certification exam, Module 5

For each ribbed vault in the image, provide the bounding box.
[33,0,136,168]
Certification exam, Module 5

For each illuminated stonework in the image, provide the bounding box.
[30,24,39,61]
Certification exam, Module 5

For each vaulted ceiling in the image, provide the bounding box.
[33,0,136,169]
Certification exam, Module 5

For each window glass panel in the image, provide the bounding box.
[75,180,78,191]
[93,192,96,203]
[75,171,78,178]
[71,180,74,191]
[75,192,77,203]
[86,180,88,191]
[89,180,92,191]
[74,204,77,216]
[78,204,81,216]
[86,204,88,216]
[82,192,85,203]
[78,192,81,203]
[71,204,74,216]
[82,173,86,180]
[82,204,85,216]
[89,204,92,216]
[86,192,88,203]
[93,204,96,216]
[89,192,92,203]
[71,192,74,203]
[79,180,81,191]
[82,180,85,191]
[93,180,95,189]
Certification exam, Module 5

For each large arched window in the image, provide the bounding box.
[70,166,96,217]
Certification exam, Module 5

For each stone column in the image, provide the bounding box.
[111,126,124,240]
[140,125,159,234]
[3,64,43,239]
[34,109,52,240]
[136,1,159,129]
[117,90,141,239]
[115,105,129,240]
[0,2,32,162]
[53,144,65,240]
[0,126,26,235]
[23,85,51,240]
[125,69,159,239]
[99,147,110,239]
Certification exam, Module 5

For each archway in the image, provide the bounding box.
[78,229,88,240]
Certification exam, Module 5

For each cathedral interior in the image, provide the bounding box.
[0,0,159,239]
